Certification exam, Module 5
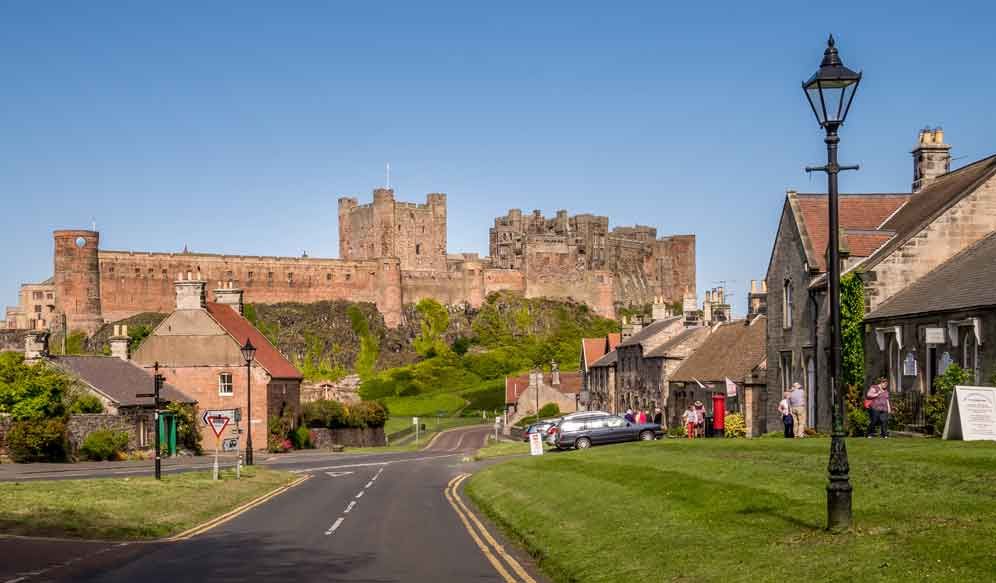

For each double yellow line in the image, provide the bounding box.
[169,474,311,541]
[444,473,537,583]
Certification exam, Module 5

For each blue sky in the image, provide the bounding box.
[3,1,995,316]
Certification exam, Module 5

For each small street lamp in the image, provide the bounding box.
[802,34,861,530]
[241,338,257,466]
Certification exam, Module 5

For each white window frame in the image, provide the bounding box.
[218,372,234,396]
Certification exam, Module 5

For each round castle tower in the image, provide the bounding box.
[53,229,103,335]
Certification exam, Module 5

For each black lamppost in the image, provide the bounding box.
[241,338,257,466]
[802,35,861,531]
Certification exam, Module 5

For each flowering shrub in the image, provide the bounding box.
[724,413,746,438]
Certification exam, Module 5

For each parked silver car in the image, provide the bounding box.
[547,414,662,449]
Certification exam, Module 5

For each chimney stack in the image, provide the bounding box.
[109,324,130,361]
[175,272,206,310]
[213,281,244,316]
[912,127,951,192]
[24,331,49,364]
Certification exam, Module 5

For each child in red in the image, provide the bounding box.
[682,405,696,439]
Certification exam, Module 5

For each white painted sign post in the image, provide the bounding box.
[943,386,996,441]
[529,431,544,456]
[208,415,230,481]
[413,417,420,445]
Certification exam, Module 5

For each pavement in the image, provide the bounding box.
[0,425,547,583]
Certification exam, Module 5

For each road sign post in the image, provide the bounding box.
[207,415,231,481]
[413,416,420,445]
[136,361,165,480]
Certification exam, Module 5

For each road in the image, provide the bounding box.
[0,426,545,583]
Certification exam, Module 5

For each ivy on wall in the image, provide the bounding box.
[840,272,865,390]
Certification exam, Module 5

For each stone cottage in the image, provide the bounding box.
[668,316,767,435]
[132,276,303,449]
[580,332,620,410]
[863,231,996,428]
[766,129,996,434]
[504,368,581,425]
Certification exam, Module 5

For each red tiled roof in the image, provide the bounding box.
[607,333,621,350]
[794,194,909,271]
[582,338,607,369]
[842,230,895,258]
[505,372,582,404]
[205,302,303,380]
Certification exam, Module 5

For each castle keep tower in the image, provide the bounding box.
[53,229,103,335]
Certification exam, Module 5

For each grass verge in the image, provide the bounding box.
[466,438,996,582]
[473,439,530,460]
[0,467,295,540]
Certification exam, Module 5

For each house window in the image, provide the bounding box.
[780,351,793,393]
[887,336,902,390]
[218,372,233,396]
[782,280,793,329]
[961,328,979,384]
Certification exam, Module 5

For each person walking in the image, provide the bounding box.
[624,409,635,423]
[789,382,806,438]
[867,379,892,438]
[637,409,647,424]
[693,401,706,438]
[682,405,696,439]
[653,407,663,426]
[777,391,794,438]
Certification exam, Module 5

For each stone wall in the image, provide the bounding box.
[66,412,151,453]
[309,426,386,448]
[0,330,27,352]
[0,414,11,459]
[864,174,996,313]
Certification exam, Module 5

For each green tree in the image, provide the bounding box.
[348,305,380,379]
[840,273,865,389]
[413,298,450,358]
[295,332,347,381]
[128,325,153,352]
[0,352,72,420]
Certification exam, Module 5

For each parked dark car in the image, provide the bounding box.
[547,414,662,449]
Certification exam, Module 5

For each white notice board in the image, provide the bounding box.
[943,386,996,441]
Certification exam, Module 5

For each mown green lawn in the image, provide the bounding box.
[466,438,996,582]
[0,467,295,540]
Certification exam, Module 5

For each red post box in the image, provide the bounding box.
[712,393,726,433]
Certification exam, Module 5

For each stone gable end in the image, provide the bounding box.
[865,174,996,312]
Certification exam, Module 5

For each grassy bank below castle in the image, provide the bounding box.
[467,438,996,583]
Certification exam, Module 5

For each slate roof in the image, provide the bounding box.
[794,193,909,272]
[51,356,193,407]
[590,350,617,368]
[205,302,303,380]
[505,372,583,404]
[617,317,681,348]
[644,326,711,359]
[860,154,996,272]
[867,230,996,320]
[669,317,767,384]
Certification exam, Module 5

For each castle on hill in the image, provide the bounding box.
[4,187,696,334]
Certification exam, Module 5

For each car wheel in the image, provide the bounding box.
[575,437,592,450]
[639,430,655,441]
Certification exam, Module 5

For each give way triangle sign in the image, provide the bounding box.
[208,415,230,438]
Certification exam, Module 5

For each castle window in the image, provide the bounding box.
[34,305,43,314]
[416,244,421,256]
[135,268,141,276]
[326,273,332,281]
[161,269,167,277]
[345,273,351,281]
[247,271,254,280]
[267,272,274,280]
[225,270,233,279]
[32,291,43,300]
[46,293,53,300]
[218,373,233,396]
[148,268,154,276]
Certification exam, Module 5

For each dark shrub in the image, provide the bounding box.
[7,419,68,462]
[538,403,561,419]
[301,399,347,428]
[348,401,388,428]
[80,429,129,461]
[289,425,312,449]
[67,394,104,414]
